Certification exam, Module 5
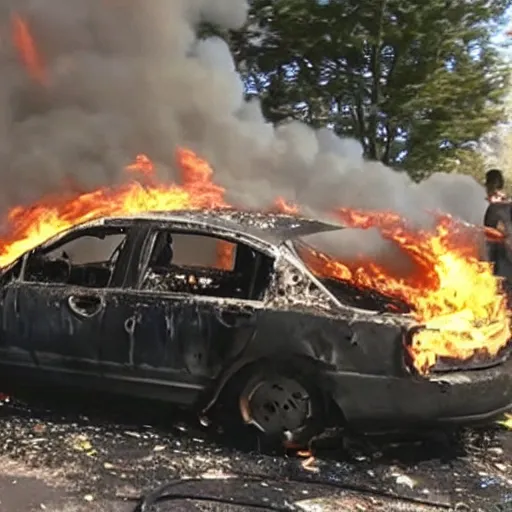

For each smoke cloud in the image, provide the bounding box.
[0,0,490,265]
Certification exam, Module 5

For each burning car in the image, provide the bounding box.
[0,207,510,441]
[2,0,510,442]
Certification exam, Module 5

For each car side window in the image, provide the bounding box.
[23,226,129,288]
[141,230,274,301]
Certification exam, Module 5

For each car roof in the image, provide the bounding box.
[101,208,343,245]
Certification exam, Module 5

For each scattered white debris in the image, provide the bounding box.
[494,463,507,472]
[200,469,235,480]
[295,497,362,512]
[394,474,417,489]
[124,431,141,438]
[294,501,323,512]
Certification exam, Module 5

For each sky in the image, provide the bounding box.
[493,6,512,52]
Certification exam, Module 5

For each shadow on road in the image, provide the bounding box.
[0,383,479,463]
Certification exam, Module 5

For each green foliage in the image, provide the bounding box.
[203,0,512,179]
[432,147,488,184]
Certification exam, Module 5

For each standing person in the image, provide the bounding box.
[484,169,510,233]
[483,169,512,303]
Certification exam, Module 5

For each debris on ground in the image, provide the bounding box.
[0,391,509,511]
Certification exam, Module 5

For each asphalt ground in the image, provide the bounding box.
[0,388,509,512]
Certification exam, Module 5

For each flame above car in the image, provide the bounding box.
[0,147,509,375]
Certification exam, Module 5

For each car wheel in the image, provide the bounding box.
[236,369,324,443]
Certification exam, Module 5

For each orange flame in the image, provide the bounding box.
[11,13,47,85]
[215,241,236,270]
[275,197,299,215]
[0,148,228,266]
[125,153,156,185]
[296,207,511,373]
[0,151,509,375]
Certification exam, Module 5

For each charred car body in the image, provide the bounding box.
[0,209,510,439]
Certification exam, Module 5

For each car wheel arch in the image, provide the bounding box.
[200,354,342,423]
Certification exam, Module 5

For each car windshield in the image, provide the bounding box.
[292,235,410,314]
[292,235,346,280]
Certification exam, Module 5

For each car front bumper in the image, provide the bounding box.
[323,353,512,428]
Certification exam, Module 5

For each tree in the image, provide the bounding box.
[217,0,512,179]
[436,146,488,184]
[480,60,512,193]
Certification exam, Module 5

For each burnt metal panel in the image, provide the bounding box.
[97,285,259,405]
[1,282,103,372]
[0,222,144,377]
[237,308,406,377]
[87,290,210,405]
[323,352,512,426]
[104,209,343,245]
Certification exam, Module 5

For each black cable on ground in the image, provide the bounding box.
[130,471,453,511]
[131,476,296,512]
[239,470,452,509]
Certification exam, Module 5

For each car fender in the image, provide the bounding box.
[198,352,335,416]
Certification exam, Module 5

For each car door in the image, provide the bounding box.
[97,226,215,405]
[106,225,271,406]
[99,288,215,405]
[0,223,137,387]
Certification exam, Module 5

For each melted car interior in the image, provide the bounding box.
[24,226,128,288]
[21,224,274,301]
[141,229,274,300]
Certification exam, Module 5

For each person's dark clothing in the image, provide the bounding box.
[484,201,511,230]
[484,202,512,303]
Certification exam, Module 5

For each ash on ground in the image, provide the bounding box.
[0,389,509,512]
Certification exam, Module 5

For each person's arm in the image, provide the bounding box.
[484,203,499,229]
[484,204,501,266]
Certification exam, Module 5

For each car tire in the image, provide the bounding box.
[221,364,325,447]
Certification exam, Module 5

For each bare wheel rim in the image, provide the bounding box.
[243,376,312,436]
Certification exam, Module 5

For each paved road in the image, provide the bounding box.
[0,390,509,512]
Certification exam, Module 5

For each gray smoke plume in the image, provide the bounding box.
[0,0,490,267]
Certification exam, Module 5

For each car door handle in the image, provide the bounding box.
[68,295,104,318]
